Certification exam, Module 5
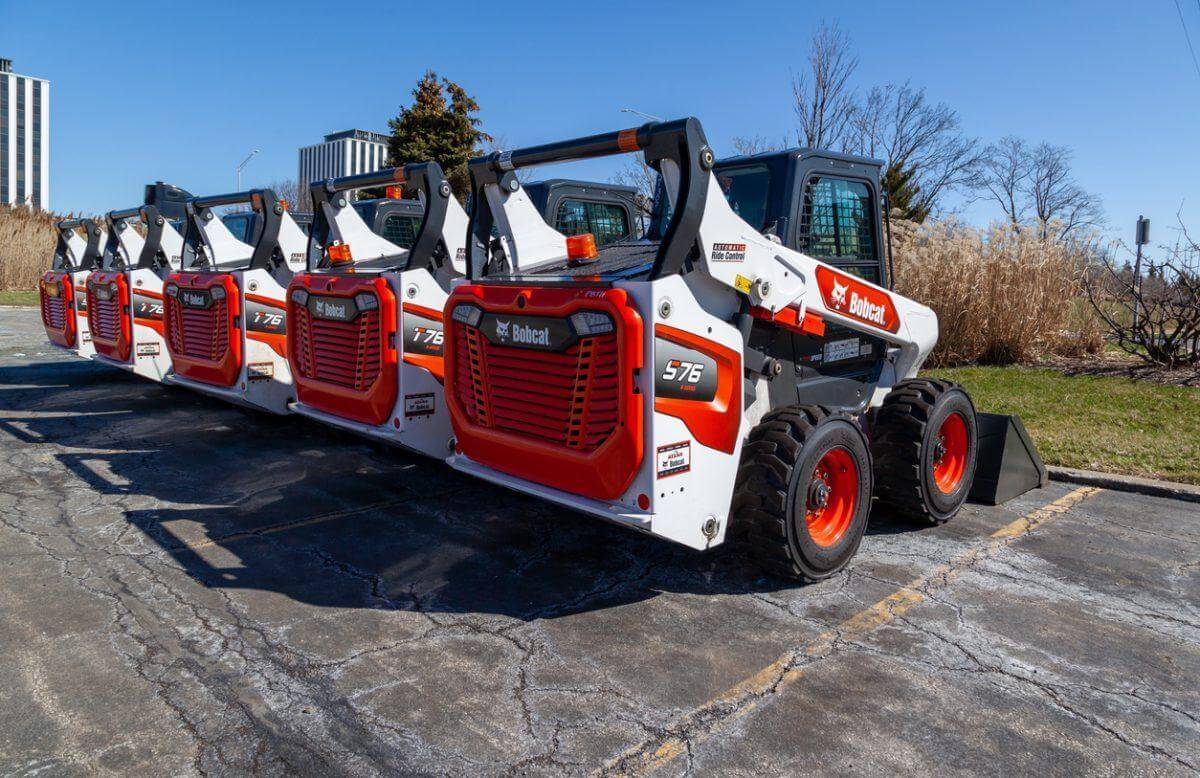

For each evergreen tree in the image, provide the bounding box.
[385,71,490,199]
[881,164,929,223]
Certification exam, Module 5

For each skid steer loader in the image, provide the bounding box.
[162,189,308,414]
[41,218,105,359]
[85,201,184,380]
[442,118,981,581]
[285,164,467,454]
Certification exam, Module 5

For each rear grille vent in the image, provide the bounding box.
[291,305,383,391]
[166,297,230,361]
[454,326,619,451]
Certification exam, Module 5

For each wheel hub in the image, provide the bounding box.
[808,478,831,512]
[933,436,947,465]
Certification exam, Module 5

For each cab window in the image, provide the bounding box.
[554,199,630,246]
[381,213,420,249]
[716,165,771,231]
[799,177,879,283]
[221,213,253,244]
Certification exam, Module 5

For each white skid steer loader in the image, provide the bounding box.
[285,163,468,456]
[85,201,184,381]
[163,189,308,414]
[41,218,105,359]
[442,118,981,580]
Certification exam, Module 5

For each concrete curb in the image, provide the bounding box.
[1048,466,1200,504]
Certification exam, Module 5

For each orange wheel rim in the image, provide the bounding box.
[932,412,969,494]
[805,447,858,548]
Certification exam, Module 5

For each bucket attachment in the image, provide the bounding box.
[969,412,1048,505]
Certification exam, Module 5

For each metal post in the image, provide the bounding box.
[1133,216,1150,330]
[236,149,260,191]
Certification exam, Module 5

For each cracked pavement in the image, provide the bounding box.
[0,307,1196,776]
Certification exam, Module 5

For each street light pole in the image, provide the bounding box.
[619,107,665,123]
[236,149,260,191]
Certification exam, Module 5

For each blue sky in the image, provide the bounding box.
[3,0,1198,243]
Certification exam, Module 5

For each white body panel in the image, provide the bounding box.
[290,191,468,457]
[447,154,941,551]
[165,209,307,415]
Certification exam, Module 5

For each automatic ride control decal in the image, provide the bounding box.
[711,242,747,262]
[656,441,691,478]
[247,362,274,381]
[816,266,899,333]
[136,342,160,357]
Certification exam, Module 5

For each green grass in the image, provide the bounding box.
[925,366,1200,485]
[0,289,38,307]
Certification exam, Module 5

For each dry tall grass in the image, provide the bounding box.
[0,205,59,291]
[892,218,1103,366]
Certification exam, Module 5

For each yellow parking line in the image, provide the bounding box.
[176,496,413,551]
[602,486,1102,776]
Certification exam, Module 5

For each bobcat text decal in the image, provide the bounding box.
[815,266,900,333]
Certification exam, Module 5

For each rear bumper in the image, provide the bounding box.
[289,401,409,448]
[165,372,288,415]
[446,452,651,530]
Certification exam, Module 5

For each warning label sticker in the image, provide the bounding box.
[247,362,274,381]
[711,242,747,262]
[136,342,161,357]
[404,392,435,418]
[656,441,691,479]
[823,338,859,363]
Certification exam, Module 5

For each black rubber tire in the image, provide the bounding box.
[871,378,978,524]
[732,405,873,582]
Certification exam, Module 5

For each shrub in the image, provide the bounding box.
[0,205,59,291]
[891,218,1103,367]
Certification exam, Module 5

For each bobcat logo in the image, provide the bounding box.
[830,279,849,309]
[495,320,511,338]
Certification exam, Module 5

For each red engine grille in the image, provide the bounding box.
[89,295,123,344]
[167,299,230,361]
[291,307,383,390]
[40,289,70,333]
[454,327,619,451]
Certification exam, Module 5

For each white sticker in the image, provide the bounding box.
[656,441,691,479]
[136,342,160,357]
[711,242,747,262]
[404,392,435,418]
[824,338,859,363]
[247,362,274,381]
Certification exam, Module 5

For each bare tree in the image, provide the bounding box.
[976,139,1103,240]
[847,83,983,218]
[1026,142,1103,240]
[261,178,314,213]
[792,21,858,150]
[976,136,1028,226]
[1086,224,1200,367]
[611,156,657,218]
[731,135,785,156]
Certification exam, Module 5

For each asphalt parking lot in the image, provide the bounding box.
[0,307,1197,776]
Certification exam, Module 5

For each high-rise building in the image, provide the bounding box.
[298,129,388,193]
[0,57,50,210]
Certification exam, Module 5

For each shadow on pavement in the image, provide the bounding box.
[1,358,926,621]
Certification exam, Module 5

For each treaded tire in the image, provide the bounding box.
[732,405,873,581]
[871,378,978,524]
